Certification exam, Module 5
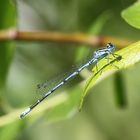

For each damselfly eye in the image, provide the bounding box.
[107,43,115,51]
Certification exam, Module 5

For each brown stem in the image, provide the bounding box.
[0,28,135,48]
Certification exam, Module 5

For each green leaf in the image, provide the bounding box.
[0,0,16,87]
[121,2,140,29]
[79,41,140,109]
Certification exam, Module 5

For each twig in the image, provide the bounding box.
[0,28,134,48]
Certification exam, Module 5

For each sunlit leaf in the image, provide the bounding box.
[79,41,140,109]
[121,2,140,29]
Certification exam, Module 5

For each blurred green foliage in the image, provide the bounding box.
[0,0,140,140]
[0,0,16,86]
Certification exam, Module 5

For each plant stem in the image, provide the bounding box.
[0,29,134,48]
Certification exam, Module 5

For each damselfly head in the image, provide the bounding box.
[37,84,41,89]
[107,43,115,52]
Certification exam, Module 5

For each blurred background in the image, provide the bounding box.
[0,0,140,140]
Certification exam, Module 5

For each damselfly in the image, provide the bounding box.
[20,43,119,118]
